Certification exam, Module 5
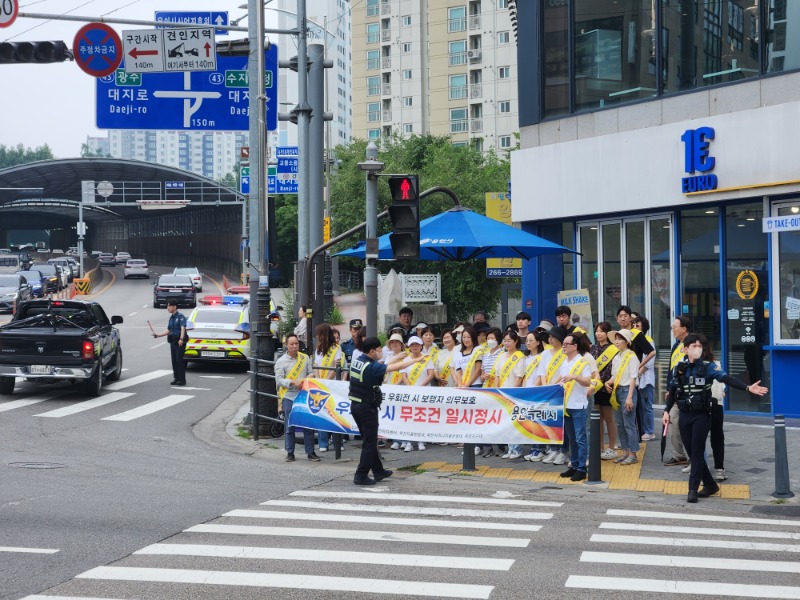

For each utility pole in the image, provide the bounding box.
[358,142,385,337]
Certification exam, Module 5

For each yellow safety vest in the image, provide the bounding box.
[278,353,308,400]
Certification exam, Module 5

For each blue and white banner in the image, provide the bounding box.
[288,380,565,445]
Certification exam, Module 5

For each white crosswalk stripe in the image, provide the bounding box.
[0,391,68,413]
[101,394,194,421]
[32,491,558,599]
[34,393,134,418]
[566,507,800,598]
[103,370,172,391]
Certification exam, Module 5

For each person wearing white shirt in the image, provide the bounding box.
[605,329,641,465]
[556,332,593,481]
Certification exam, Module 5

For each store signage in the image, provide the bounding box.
[680,126,718,193]
[763,215,800,233]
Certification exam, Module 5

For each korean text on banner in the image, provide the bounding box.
[288,380,565,445]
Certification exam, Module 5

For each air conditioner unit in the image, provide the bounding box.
[470,87,481,98]
[467,49,481,60]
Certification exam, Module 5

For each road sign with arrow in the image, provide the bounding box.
[123,27,216,73]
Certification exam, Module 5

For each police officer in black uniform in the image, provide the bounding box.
[349,337,423,485]
[664,333,768,503]
[340,318,363,365]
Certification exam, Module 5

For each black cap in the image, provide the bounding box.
[516,311,532,321]
[349,318,363,328]
[473,321,491,333]
[547,327,566,343]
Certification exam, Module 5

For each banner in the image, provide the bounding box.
[288,379,565,445]
[557,288,594,335]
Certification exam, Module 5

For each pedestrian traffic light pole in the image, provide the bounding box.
[358,142,385,337]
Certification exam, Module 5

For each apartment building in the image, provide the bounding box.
[352,0,518,152]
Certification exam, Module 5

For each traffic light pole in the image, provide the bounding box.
[359,142,385,337]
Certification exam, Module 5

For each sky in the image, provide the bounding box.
[1,1,264,158]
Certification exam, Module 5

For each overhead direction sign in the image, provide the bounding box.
[123,27,215,73]
[96,45,279,131]
[155,11,229,36]
[0,0,19,28]
[73,23,123,78]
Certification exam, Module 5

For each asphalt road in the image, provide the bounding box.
[2,267,799,599]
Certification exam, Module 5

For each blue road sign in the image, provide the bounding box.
[275,146,298,194]
[240,176,250,195]
[165,181,185,189]
[96,46,278,131]
[155,11,229,36]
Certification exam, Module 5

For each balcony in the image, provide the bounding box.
[449,85,468,100]
[449,51,467,66]
[470,118,483,132]
[448,17,467,33]
[469,15,481,30]
[382,110,392,122]
[470,83,482,99]
[450,119,468,134]
[382,83,392,95]
[381,29,391,42]
[381,1,391,15]
[381,57,391,69]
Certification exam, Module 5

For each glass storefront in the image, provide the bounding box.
[774,200,800,342]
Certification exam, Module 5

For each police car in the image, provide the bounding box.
[183,296,251,367]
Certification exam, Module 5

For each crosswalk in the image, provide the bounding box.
[20,490,564,600]
[0,370,198,423]
[565,507,800,598]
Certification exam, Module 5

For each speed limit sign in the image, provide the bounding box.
[0,0,19,28]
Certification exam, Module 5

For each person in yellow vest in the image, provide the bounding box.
[539,327,569,466]
[314,323,345,453]
[523,330,548,461]
[397,336,437,452]
[419,326,439,360]
[480,328,513,458]
[436,329,460,387]
[454,325,484,387]
[491,330,527,459]
[632,315,657,441]
[605,329,641,465]
[556,332,594,481]
[276,334,317,462]
[589,322,619,460]
[663,316,691,466]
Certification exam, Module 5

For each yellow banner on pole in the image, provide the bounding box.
[485,192,522,278]
[323,217,331,243]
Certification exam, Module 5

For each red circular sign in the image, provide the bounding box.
[73,22,123,78]
[0,0,19,29]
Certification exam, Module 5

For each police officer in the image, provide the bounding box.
[153,298,187,386]
[349,337,423,485]
[340,318,363,364]
[664,333,767,503]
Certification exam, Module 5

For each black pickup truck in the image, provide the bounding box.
[0,299,123,396]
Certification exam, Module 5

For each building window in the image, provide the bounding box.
[402,15,411,26]
[498,66,510,79]
[367,76,380,96]
[366,0,379,17]
[450,107,468,133]
[366,23,380,44]
[449,40,467,66]
[403,123,413,134]
[402,69,412,80]
[402,42,412,53]
[367,50,380,70]
[367,102,380,122]
[368,128,380,140]
[498,0,508,7]
[499,135,512,149]
[448,6,467,33]
[499,100,511,113]
[449,74,468,99]
[498,31,510,45]
[403,96,413,107]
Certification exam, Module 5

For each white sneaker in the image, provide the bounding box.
[507,451,523,459]
[390,442,401,450]
[553,452,568,466]
[501,452,512,459]
[318,447,328,452]
[474,446,482,455]
[641,433,656,441]
[601,449,617,460]
[681,463,692,473]
[530,450,546,462]
[403,442,413,452]
[542,450,558,464]
[715,468,727,481]
[417,442,426,451]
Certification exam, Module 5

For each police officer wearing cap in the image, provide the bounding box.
[664,333,767,503]
[341,318,363,364]
[349,337,424,485]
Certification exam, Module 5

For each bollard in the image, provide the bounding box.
[772,414,794,499]
[586,408,604,485]
[250,356,260,441]
[462,443,477,471]
[333,433,342,460]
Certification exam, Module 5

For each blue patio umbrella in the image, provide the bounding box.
[336,206,575,261]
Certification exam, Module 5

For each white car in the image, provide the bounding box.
[114,252,131,263]
[173,267,202,291]
[123,259,150,279]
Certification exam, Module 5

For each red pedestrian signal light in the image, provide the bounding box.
[387,175,420,259]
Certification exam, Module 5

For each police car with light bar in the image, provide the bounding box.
[183,296,252,367]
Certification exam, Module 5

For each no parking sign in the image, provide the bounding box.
[73,22,123,77]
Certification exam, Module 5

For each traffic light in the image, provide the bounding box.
[0,41,72,64]
[387,175,420,259]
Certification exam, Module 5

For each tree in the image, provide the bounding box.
[328,135,513,323]
[0,144,54,169]
[80,143,110,158]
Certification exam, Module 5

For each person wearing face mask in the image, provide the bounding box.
[349,337,425,486]
[479,328,504,387]
[664,333,768,503]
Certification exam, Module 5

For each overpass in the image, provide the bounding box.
[0,158,247,276]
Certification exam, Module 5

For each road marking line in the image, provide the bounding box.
[581,551,800,574]
[76,566,494,599]
[102,395,194,422]
[104,370,172,391]
[224,509,542,532]
[0,546,59,554]
[601,522,800,540]
[34,393,134,418]
[128,312,137,316]
[186,523,530,547]
[565,575,800,598]
[591,533,800,553]
[20,596,125,600]
[149,342,166,349]
[136,543,514,571]
[289,490,563,507]
[607,508,800,528]
[262,499,554,520]
[0,392,66,413]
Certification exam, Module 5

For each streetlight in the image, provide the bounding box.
[357,142,385,337]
